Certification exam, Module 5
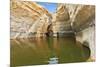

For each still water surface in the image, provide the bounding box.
[11,37,90,66]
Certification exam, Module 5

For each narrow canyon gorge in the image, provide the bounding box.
[10,0,95,64]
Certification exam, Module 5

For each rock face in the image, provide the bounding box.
[72,5,95,32]
[52,4,95,36]
[52,4,72,37]
[10,0,52,38]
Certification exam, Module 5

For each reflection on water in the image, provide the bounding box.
[48,57,58,64]
[11,37,90,66]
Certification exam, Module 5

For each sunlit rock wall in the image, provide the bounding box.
[10,0,52,39]
[52,4,87,37]
[52,4,95,36]
[52,4,73,37]
[72,5,95,31]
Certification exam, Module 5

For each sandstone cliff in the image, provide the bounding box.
[52,4,95,35]
[10,0,52,38]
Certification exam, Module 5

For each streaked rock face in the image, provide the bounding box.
[52,4,95,34]
[52,4,72,37]
[10,0,52,38]
[73,5,95,31]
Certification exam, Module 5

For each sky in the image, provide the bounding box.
[37,2,57,13]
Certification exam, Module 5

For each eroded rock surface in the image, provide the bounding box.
[52,4,95,36]
[11,0,52,38]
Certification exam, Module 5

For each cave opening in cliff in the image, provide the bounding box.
[45,24,53,37]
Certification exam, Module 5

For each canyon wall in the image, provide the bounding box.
[52,4,95,37]
[52,5,73,37]
[10,0,52,39]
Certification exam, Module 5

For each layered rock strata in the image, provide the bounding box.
[52,5,72,37]
[10,0,52,39]
[52,4,95,37]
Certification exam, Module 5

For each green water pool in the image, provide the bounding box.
[11,37,90,66]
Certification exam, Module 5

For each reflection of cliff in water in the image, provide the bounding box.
[11,37,90,66]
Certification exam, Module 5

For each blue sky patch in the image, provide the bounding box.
[37,2,57,13]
